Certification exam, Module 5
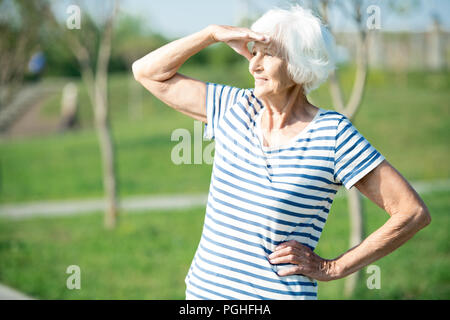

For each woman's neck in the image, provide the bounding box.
[260,85,313,131]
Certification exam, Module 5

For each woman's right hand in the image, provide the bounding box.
[209,24,270,61]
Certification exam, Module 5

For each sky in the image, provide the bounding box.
[120,0,450,38]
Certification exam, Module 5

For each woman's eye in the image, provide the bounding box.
[251,51,272,57]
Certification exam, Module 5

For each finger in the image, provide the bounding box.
[253,32,271,43]
[241,31,262,40]
[269,253,299,265]
[254,36,270,44]
[243,31,268,42]
[239,47,252,61]
[243,48,253,61]
[275,240,306,251]
[274,240,296,251]
[268,246,298,260]
[257,35,271,43]
[277,266,303,277]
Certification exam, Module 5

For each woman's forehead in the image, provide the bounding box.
[251,41,283,57]
[252,42,277,52]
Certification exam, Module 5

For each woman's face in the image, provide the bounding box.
[249,42,295,98]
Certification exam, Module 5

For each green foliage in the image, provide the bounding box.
[0,0,51,100]
[112,14,168,68]
[35,11,246,76]
[41,38,80,77]
[204,43,245,68]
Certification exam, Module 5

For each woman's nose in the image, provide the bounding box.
[249,55,263,73]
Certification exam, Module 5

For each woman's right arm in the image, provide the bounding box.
[132,25,216,122]
[132,25,268,123]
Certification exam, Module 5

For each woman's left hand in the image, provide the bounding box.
[268,240,336,281]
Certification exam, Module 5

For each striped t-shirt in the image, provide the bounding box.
[184,82,385,300]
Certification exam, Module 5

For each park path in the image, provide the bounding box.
[1,179,449,220]
[0,193,209,219]
[0,284,34,300]
[0,81,64,138]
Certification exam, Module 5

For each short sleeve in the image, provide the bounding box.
[203,82,246,140]
[334,117,385,189]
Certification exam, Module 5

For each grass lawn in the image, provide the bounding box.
[0,66,449,203]
[0,190,448,300]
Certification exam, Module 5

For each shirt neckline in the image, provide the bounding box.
[256,106,323,152]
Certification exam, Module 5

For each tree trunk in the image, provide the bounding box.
[44,0,119,229]
[97,120,118,229]
[94,78,119,229]
[317,0,372,299]
[344,187,364,297]
[327,30,370,299]
[92,0,119,229]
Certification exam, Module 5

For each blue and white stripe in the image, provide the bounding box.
[186,82,385,300]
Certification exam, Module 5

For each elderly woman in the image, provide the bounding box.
[132,5,431,300]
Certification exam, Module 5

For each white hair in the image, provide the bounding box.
[250,4,336,94]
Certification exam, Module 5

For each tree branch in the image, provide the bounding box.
[95,0,118,110]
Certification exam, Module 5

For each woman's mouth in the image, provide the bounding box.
[255,77,267,84]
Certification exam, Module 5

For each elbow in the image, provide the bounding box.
[132,58,171,83]
[132,60,143,82]
[414,205,431,230]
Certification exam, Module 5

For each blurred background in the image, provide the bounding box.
[0,0,448,300]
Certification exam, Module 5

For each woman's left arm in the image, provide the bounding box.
[268,160,431,281]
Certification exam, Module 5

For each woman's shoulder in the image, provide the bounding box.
[317,108,349,124]
[312,108,357,138]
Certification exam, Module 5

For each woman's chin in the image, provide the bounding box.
[253,87,270,99]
